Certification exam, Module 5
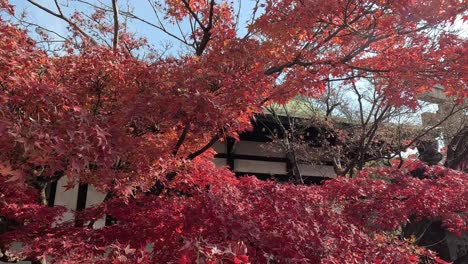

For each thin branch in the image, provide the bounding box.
[13,13,68,40]
[351,79,365,127]
[187,134,221,160]
[181,0,206,30]
[234,0,242,32]
[53,0,63,16]
[111,0,119,51]
[75,0,190,45]
[173,124,190,156]
[122,10,189,44]
[26,0,97,44]
[242,0,260,39]
[195,0,215,56]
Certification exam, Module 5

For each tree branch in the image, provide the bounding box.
[187,134,220,160]
[181,0,206,30]
[111,0,119,51]
[172,124,190,156]
[26,0,97,44]
[195,0,215,56]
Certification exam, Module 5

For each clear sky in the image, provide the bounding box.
[8,0,259,54]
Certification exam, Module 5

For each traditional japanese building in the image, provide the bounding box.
[212,114,335,184]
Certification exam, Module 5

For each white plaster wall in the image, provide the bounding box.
[212,158,227,167]
[298,164,335,178]
[234,160,287,174]
[212,141,226,153]
[85,185,107,229]
[53,177,79,223]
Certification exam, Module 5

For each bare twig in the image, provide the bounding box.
[26,0,97,44]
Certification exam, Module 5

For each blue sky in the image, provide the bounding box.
[8,0,259,54]
[7,0,466,56]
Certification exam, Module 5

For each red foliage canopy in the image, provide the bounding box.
[0,0,467,263]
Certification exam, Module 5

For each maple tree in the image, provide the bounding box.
[263,82,467,182]
[0,0,467,263]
